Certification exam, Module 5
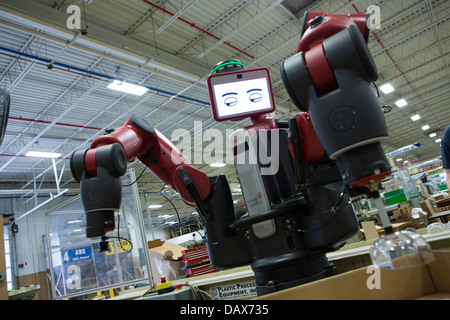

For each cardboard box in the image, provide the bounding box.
[361,221,379,240]
[420,199,436,216]
[256,251,450,300]
[391,208,402,220]
[147,239,185,281]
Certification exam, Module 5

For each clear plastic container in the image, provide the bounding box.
[427,222,446,234]
[370,230,435,269]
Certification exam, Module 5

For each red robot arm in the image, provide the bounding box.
[88,116,211,205]
[70,115,211,238]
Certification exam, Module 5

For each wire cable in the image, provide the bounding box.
[121,163,205,239]
[122,164,148,187]
[154,166,182,228]
[106,212,133,253]
[142,283,157,296]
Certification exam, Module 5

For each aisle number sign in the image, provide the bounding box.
[62,247,92,263]
[106,240,131,255]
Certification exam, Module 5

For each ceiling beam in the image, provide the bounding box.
[197,0,284,58]
[0,0,209,79]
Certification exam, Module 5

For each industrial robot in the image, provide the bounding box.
[70,11,392,296]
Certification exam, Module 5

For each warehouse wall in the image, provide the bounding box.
[14,210,47,277]
[0,196,15,215]
[0,195,49,278]
[7,194,70,299]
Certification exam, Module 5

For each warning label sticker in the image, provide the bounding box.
[210,280,257,300]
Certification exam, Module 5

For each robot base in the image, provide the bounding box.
[251,252,336,296]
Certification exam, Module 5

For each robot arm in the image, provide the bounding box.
[280,11,392,196]
[71,114,253,264]
[70,115,211,238]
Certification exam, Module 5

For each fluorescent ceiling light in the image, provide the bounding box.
[67,220,82,224]
[380,83,394,94]
[436,138,442,143]
[107,80,149,96]
[158,214,173,219]
[429,133,437,138]
[396,158,403,162]
[25,151,62,158]
[149,204,163,209]
[395,99,407,107]
[421,125,430,131]
[411,114,420,121]
[210,162,226,168]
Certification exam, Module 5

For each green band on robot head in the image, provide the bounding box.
[210,61,245,75]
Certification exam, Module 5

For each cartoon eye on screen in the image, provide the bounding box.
[223,92,238,107]
[207,67,276,121]
[248,89,263,102]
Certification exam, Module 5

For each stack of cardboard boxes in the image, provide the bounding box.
[360,195,449,240]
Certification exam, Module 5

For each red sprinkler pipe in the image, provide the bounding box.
[141,0,254,59]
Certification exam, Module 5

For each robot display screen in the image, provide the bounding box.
[208,68,275,121]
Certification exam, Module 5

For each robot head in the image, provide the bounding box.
[207,61,276,122]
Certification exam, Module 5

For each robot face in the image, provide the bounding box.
[207,68,275,121]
